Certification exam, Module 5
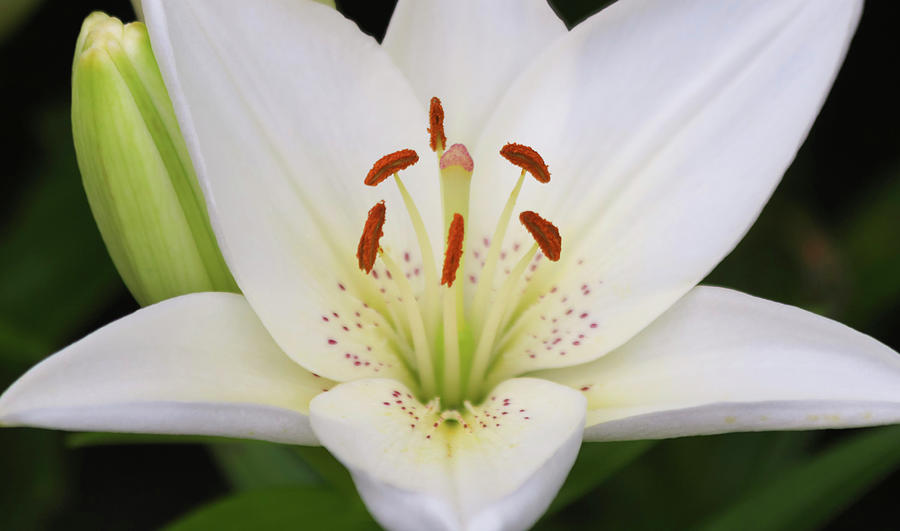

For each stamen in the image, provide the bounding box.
[356,201,386,273]
[500,143,551,183]
[393,175,441,340]
[441,213,465,287]
[364,149,419,186]
[468,241,539,399]
[469,170,526,334]
[428,97,447,153]
[519,211,561,261]
[362,150,440,341]
[379,250,437,398]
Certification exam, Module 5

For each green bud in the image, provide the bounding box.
[72,12,239,306]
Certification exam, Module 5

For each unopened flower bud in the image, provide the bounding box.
[72,12,238,306]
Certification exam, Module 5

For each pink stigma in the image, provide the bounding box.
[439,143,474,172]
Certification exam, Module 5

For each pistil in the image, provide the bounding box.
[438,144,474,329]
[439,144,474,235]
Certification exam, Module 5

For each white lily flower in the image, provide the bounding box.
[2,0,899,530]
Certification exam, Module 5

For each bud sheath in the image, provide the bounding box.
[72,12,238,305]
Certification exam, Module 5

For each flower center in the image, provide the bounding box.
[356,97,561,409]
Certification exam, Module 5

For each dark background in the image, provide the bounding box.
[1,0,898,529]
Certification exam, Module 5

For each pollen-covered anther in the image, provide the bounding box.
[441,213,465,287]
[357,201,387,273]
[364,149,419,186]
[500,143,551,183]
[519,211,561,261]
[428,97,446,152]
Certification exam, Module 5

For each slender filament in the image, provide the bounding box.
[467,242,538,398]
[470,170,526,335]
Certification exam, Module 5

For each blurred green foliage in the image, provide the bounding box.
[162,487,376,531]
[0,108,122,366]
[0,0,898,530]
[0,0,43,43]
[700,426,900,531]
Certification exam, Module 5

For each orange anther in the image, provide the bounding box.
[441,213,465,287]
[428,97,446,152]
[519,211,561,261]
[500,143,551,183]
[357,201,387,273]
[365,149,419,186]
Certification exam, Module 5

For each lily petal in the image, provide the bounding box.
[537,287,900,441]
[383,0,566,145]
[0,293,329,445]
[310,378,585,531]
[473,0,863,378]
[143,0,438,383]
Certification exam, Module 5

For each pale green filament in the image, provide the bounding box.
[380,250,436,397]
[470,170,526,335]
[367,301,416,369]
[442,286,461,407]
[467,242,538,399]
[393,174,441,339]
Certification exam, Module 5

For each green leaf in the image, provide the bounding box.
[66,431,247,447]
[0,108,124,366]
[210,441,321,491]
[699,426,900,531]
[0,429,65,530]
[545,440,655,516]
[293,445,358,496]
[162,486,377,531]
[538,432,815,530]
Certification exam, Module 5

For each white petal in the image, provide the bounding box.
[143,0,439,382]
[536,287,900,441]
[383,0,566,145]
[0,293,330,445]
[310,378,585,531]
[471,0,862,378]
